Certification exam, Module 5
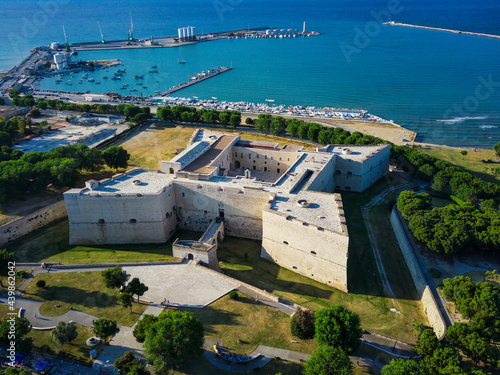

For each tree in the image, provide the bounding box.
[495,141,500,158]
[0,132,12,147]
[303,346,352,375]
[0,368,33,375]
[114,351,149,375]
[0,249,14,276]
[218,111,230,127]
[0,317,32,354]
[92,318,119,344]
[101,265,130,289]
[290,309,315,340]
[126,277,149,303]
[131,112,151,124]
[245,117,254,125]
[51,321,78,345]
[381,359,424,375]
[133,314,158,343]
[119,291,134,312]
[255,114,272,133]
[103,146,130,169]
[414,324,441,357]
[8,88,20,98]
[229,112,241,128]
[397,191,432,220]
[461,150,468,157]
[144,311,204,372]
[314,305,362,354]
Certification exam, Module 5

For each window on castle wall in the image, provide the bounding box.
[182,193,185,197]
[283,241,289,245]
[130,219,137,224]
[257,155,259,158]
[264,167,267,172]
[98,219,105,224]
[265,155,267,160]
[293,266,297,269]
[241,153,243,158]
[311,251,317,255]
[345,186,352,191]
[347,171,352,176]
[253,166,256,170]
[249,154,251,159]
[335,170,341,175]
[235,152,237,157]
[277,169,280,173]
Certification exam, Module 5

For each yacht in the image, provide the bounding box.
[103,76,108,79]
[111,76,121,80]
[178,60,186,64]
[134,75,144,79]
[88,78,95,82]
[151,65,158,69]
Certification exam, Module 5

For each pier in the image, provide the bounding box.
[161,67,233,96]
[384,22,500,40]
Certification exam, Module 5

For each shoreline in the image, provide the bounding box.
[385,21,500,40]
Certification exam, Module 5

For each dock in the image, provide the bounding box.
[161,67,233,96]
[384,21,500,40]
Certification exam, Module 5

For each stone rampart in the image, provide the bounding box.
[0,201,67,246]
[390,206,447,339]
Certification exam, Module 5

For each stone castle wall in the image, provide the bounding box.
[174,182,271,239]
[0,200,67,246]
[261,207,349,292]
[231,147,300,174]
[390,207,447,339]
[66,184,177,245]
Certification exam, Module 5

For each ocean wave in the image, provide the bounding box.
[438,116,489,124]
[479,125,498,129]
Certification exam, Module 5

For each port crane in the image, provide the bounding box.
[98,22,105,44]
[127,13,135,44]
[62,24,71,52]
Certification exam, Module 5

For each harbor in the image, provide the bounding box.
[385,21,500,39]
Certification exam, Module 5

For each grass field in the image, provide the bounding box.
[21,272,147,326]
[0,304,18,320]
[0,270,32,294]
[27,323,104,364]
[5,220,199,264]
[119,124,315,169]
[174,294,317,355]
[422,146,499,184]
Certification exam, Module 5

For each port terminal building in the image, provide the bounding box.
[64,130,390,292]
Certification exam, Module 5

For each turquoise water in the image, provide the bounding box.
[1,0,499,147]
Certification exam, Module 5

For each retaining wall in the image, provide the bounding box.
[390,207,447,339]
[0,201,67,246]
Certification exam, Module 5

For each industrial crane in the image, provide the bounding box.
[127,13,134,44]
[62,24,70,52]
[98,22,105,44]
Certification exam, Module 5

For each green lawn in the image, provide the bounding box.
[27,323,105,364]
[6,220,198,265]
[0,270,31,294]
[21,272,147,326]
[422,146,500,184]
[174,294,317,355]
[0,304,18,320]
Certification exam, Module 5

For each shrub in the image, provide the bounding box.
[229,291,239,300]
[291,309,315,340]
[36,279,46,288]
[16,270,28,279]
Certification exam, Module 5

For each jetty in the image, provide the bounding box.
[384,22,500,40]
[161,67,233,96]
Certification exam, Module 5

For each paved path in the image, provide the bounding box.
[236,285,296,316]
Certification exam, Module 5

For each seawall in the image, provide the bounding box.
[385,22,500,40]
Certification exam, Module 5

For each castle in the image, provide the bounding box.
[64,129,390,292]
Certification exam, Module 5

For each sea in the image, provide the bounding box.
[0,0,499,147]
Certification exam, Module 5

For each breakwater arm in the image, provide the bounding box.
[384,21,500,40]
